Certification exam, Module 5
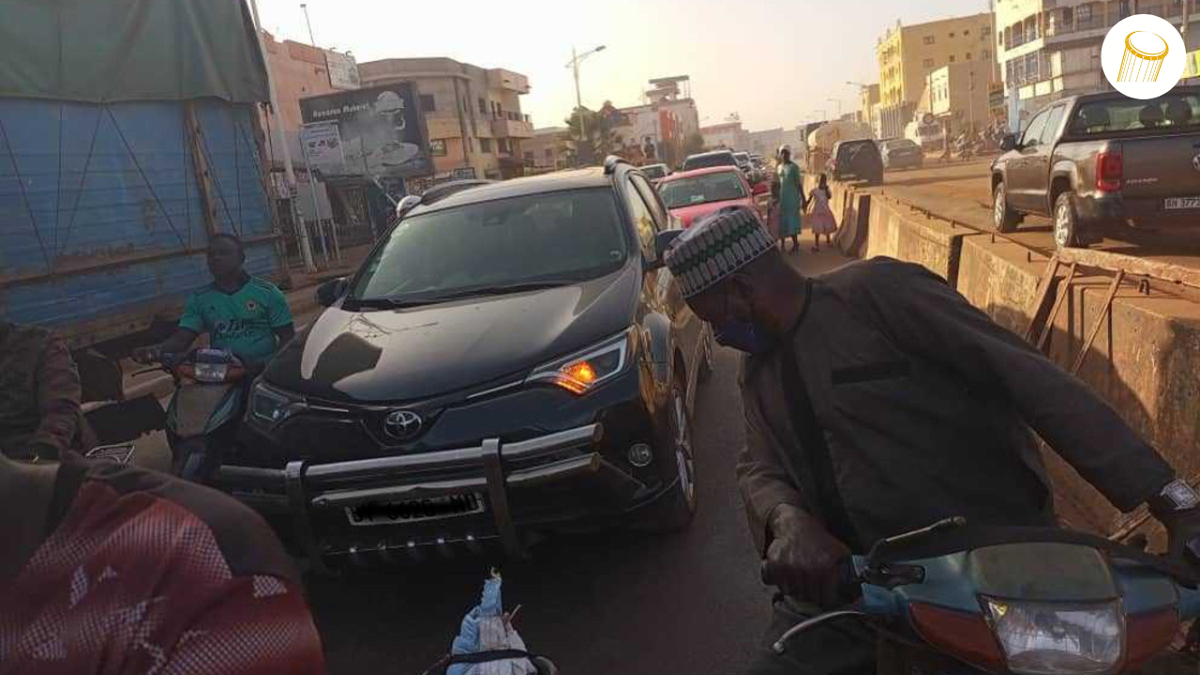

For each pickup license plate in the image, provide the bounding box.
[1165,197,1200,210]
[345,492,486,526]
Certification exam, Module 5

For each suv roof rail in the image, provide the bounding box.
[603,155,628,175]
[396,179,494,217]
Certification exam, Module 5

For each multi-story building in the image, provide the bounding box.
[700,121,747,151]
[523,127,570,173]
[859,84,881,126]
[357,57,532,180]
[608,77,701,166]
[995,0,1200,125]
[875,13,997,137]
[929,60,995,134]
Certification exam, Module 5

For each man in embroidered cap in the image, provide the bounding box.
[663,206,1196,675]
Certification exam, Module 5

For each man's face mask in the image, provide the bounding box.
[712,285,772,355]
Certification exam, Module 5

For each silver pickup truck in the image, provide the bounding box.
[991,87,1200,249]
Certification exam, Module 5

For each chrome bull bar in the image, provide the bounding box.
[218,424,627,572]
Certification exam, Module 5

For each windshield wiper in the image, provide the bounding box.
[351,280,574,309]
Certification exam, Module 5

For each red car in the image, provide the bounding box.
[657,166,769,228]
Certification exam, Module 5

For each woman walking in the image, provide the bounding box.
[775,146,805,253]
[807,173,838,252]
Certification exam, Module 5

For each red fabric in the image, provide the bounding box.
[0,481,325,675]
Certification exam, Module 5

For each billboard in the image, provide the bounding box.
[325,50,360,90]
[300,83,433,179]
[299,121,346,177]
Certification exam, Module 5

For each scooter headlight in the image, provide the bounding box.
[249,382,307,427]
[984,599,1123,675]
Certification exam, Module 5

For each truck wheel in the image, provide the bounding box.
[644,374,697,532]
[993,182,1020,233]
[1054,191,1083,249]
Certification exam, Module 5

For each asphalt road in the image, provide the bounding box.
[871,158,1200,266]
[127,237,851,675]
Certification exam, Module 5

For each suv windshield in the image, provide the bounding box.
[1070,94,1200,136]
[660,171,747,209]
[351,189,628,304]
[683,153,736,171]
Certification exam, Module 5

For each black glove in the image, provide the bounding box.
[1149,481,1200,568]
[760,504,851,607]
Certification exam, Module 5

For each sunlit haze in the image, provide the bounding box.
[257,0,989,130]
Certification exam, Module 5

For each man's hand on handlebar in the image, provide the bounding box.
[761,504,851,607]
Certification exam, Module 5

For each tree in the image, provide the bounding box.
[681,132,705,158]
[563,107,617,166]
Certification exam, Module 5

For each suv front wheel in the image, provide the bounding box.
[993,181,1020,233]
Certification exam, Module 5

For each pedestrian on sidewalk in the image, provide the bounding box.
[774,146,805,254]
[807,174,837,252]
[661,207,1199,675]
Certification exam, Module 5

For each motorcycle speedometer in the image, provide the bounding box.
[193,363,230,383]
[984,598,1123,675]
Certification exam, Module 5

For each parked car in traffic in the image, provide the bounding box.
[640,163,670,183]
[681,150,738,172]
[657,166,767,228]
[991,88,1200,249]
[223,157,711,570]
[879,138,924,171]
[828,139,884,185]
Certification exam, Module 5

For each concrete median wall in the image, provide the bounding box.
[824,176,1200,537]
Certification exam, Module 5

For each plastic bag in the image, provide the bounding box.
[445,572,536,675]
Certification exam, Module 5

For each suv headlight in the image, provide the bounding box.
[248,382,308,427]
[526,330,633,395]
[985,599,1123,675]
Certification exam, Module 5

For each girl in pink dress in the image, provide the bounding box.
[807,173,838,252]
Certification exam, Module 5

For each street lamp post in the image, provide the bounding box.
[566,45,607,163]
[300,3,316,46]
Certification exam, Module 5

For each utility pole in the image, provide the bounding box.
[566,45,607,163]
[248,0,316,272]
[300,3,317,47]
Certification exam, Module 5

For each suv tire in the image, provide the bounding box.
[1054,191,1083,249]
[643,372,697,532]
[993,181,1020,233]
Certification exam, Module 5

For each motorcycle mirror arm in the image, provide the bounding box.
[865,516,967,567]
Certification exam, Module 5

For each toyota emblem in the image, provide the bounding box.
[384,410,424,440]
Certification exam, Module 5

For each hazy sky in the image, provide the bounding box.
[256,0,989,132]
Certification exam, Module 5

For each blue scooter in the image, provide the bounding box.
[772,518,1200,675]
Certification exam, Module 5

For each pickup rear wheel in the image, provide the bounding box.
[1054,191,1083,249]
[993,182,1020,233]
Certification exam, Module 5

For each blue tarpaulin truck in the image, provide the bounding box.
[0,0,285,440]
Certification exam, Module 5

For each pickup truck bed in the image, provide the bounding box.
[990,87,1200,248]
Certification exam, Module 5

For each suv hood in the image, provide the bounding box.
[265,266,639,403]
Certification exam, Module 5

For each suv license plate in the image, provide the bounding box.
[345,492,486,526]
[1165,197,1200,210]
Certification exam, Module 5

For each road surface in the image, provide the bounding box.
[128,234,851,674]
[871,159,1200,267]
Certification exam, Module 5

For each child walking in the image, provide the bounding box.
[807,174,838,252]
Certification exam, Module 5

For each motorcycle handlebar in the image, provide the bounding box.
[759,558,862,604]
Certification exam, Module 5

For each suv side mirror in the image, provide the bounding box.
[1000,134,1018,152]
[316,277,349,308]
[647,229,685,271]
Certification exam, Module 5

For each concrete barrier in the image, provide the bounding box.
[831,176,1200,537]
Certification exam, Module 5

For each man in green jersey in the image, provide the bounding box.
[134,234,295,368]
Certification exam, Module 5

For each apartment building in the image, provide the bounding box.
[875,13,997,137]
[996,0,1200,122]
[357,58,532,180]
[523,127,570,173]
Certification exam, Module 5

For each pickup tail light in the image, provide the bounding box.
[1096,152,1123,192]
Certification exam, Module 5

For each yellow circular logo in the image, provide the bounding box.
[1101,14,1187,100]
